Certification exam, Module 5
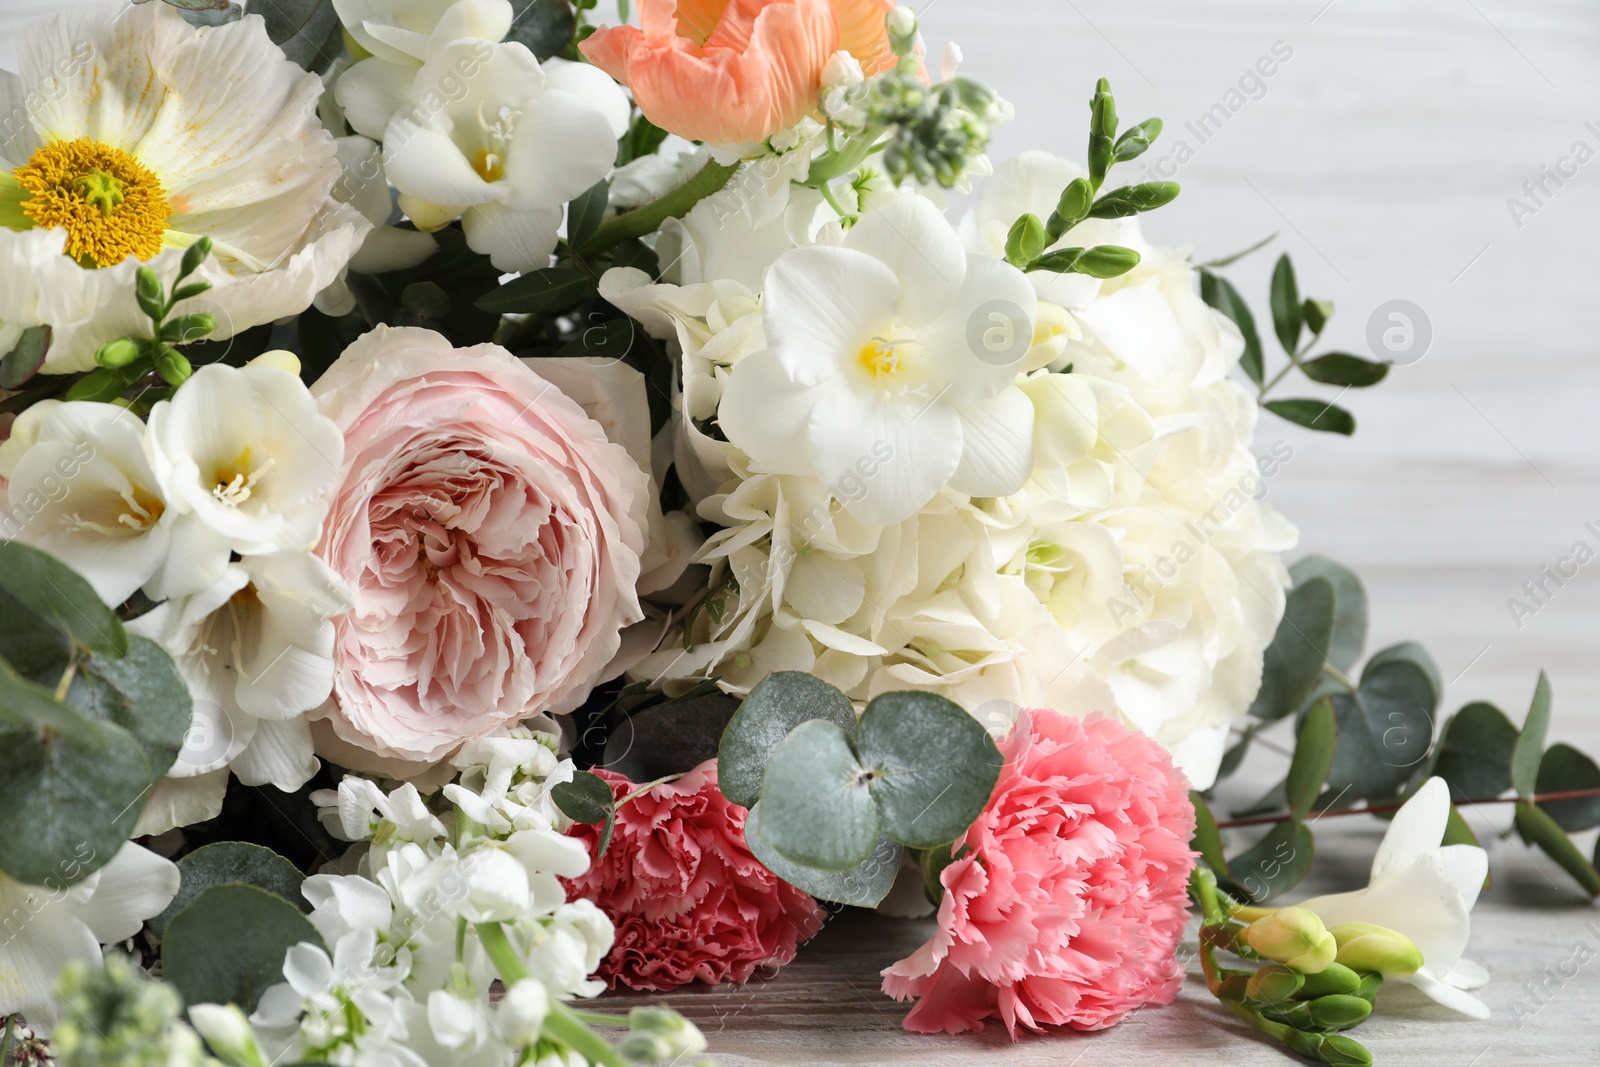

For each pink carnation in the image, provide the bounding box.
[309,326,648,766]
[882,709,1196,1037]
[564,761,828,991]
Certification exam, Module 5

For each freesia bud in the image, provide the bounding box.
[95,337,142,369]
[247,349,302,375]
[187,1004,267,1067]
[1329,922,1424,977]
[1295,961,1362,999]
[1242,907,1337,974]
[1245,964,1304,1004]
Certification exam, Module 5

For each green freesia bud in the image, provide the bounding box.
[179,235,214,280]
[155,347,192,387]
[1005,213,1048,267]
[1329,922,1424,977]
[1242,907,1337,974]
[1245,964,1304,1004]
[135,267,165,322]
[1296,962,1362,999]
[94,337,142,370]
[162,313,216,344]
[1355,971,1384,1002]
[1271,994,1373,1031]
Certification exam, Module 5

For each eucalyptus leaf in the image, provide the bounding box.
[1300,353,1389,388]
[1432,702,1516,800]
[1514,801,1600,897]
[1216,725,1254,783]
[164,884,327,1011]
[744,803,901,908]
[1324,644,1439,799]
[1511,671,1552,800]
[1286,698,1337,821]
[72,636,192,783]
[476,268,596,315]
[1534,744,1600,832]
[1229,820,1314,903]
[0,659,102,742]
[1263,399,1356,435]
[854,691,1003,850]
[1248,577,1335,721]
[1200,270,1263,385]
[552,770,615,824]
[1191,791,1229,877]
[507,0,577,61]
[718,671,856,808]
[1269,254,1302,355]
[758,719,878,871]
[256,0,341,73]
[1287,555,1367,671]
[1442,804,1481,851]
[0,326,51,390]
[0,541,127,659]
[597,693,739,782]
[151,842,307,936]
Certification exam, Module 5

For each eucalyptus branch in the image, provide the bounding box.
[1216,787,1600,830]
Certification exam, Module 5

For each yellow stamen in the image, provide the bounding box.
[857,337,903,380]
[12,138,170,267]
[212,448,272,507]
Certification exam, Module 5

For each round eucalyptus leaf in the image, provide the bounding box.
[718,671,857,808]
[551,770,615,825]
[855,692,1003,849]
[1432,702,1516,800]
[163,883,326,1012]
[1536,744,1600,832]
[151,842,307,936]
[1228,819,1315,903]
[757,719,877,871]
[1248,577,1335,722]
[1288,555,1368,671]
[73,636,192,783]
[0,541,126,660]
[744,802,901,908]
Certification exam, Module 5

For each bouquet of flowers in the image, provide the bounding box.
[5,3,1600,1066]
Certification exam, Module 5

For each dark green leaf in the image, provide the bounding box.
[597,693,739,782]
[567,179,610,247]
[1270,254,1302,355]
[399,281,451,320]
[1200,270,1264,385]
[151,842,307,936]
[0,659,101,742]
[552,770,615,824]
[1303,297,1334,337]
[1514,801,1600,897]
[157,0,233,10]
[72,636,192,783]
[1087,182,1181,219]
[476,268,596,316]
[1300,353,1389,388]
[744,803,900,908]
[1442,803,1482,851]
[1191,791,1229,877]
[1535,744,1600,831]
[758,719,878,871]
[1112,117,1162,162]
[1325,644,1439,799]
[164,884,327,1011]
[1432,702,1516,800]
[555,316,638,358]
[507,0,577,61]
[1287,698,1337,820]
[1217,725,1253,783]
[1511,671,1552,799]
[256,0,341,73]
[854,691,1003,850]
[718,670,857,808]
[0,541,128,658]
[0,326,51,390]
[1264,399,1356,435]
[1229,820,1314,902]
[1288,555,1367,672]
[617,115,670,167]
[1248,577,1336,721]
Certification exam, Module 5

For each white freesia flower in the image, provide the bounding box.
[316,135,439,315]
[0,842,179,1029]
[0,1,369,372]
[379,41,627,270]
[1296,777,1491,1019]
[148,363,345,558]
[720,190,1039,525]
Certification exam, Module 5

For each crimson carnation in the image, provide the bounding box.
[882,709,1197,1037]
[563,760,828,991]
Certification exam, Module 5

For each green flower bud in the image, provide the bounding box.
[618,1007,707,1064]
[162,313,216,345]
[1214,974,1251,1002]
[94,337,143,370]
[1245,965,1304,1005]
[155,347,192,387]
[1355,971,1384,1002]
[1305,993,1373,1031]
[135,267,165,322]
[1296,962,1362,999]
[1242,907,1338,974]
[1329,922,1424,977]
[1314,1033,1374,1067]
[1005,213,1048,267]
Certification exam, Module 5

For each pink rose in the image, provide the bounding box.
[564,761,828,991]
[882,709,1196,1037]
[309,326,648,765]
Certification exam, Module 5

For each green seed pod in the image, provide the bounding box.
[1296,962,1362,999]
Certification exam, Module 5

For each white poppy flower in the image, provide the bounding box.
[0,842,179,1030]
[378,40,628,271]
[1296,777,1491,1019]
[0,1,369,372]
[0,399,226,604]
[148,363,344,557]
[719,190,1039,526]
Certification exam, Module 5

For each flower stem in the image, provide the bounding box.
[1,1013,15,1067]
[615,773,686,809]
[474,923,629,1067]
[805,130,885,186]
[574,158,739,258]
[1214,786,1600,829]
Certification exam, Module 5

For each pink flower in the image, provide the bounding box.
[309,326,648,766]
[580,0,897,145]
[563,760,828,990]
[882,709,1196,1037]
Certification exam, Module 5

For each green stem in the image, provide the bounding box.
[817,180,856,222]
[475,923,629,1067]
[1,1013,15,1067]
[53,662,77,703]
[615,773,687,810]
[1215,785,1600,830]
[564,1008,629,1028]
[805,130,886,186]
[475,921,529,984]
[574,159,739,258]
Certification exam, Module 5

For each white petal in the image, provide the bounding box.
[132,770,229,836]
[1445,957,1490,990]
[349,225,438,274]
[69,843,180,944]
[717,348,820,476]
[845,191,967,324]
[0,69,41,166]
[0,907,99,1027]
[283,943,334,997]
[810,392,962,525]
[539,58,629,138]
[503,88,622,208]
[917,252,1038,404]
[383,123,497,209]
[461,201,561,273]
[231,717,320,791]
[948,387,1034,497]
[763,246,901,386]
[1371,776,1451,884]
[1409,969,1491,1020]
[335,57,419,141]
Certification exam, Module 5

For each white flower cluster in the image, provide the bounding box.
[0,357,350,822]
[610,153,1296,789]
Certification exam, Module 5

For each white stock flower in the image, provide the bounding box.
[1296,777,1491,1019]
[720,190,1039,525]
[0,1,369,372]
[0,842,179,1030]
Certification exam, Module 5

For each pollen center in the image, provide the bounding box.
[471,150,505,183]
[12,138,170,267]
[857,337,904,380]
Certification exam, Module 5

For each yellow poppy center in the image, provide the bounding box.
[12,138,170,268]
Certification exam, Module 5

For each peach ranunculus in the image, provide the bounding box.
[309,326,649,766]
[580,0,897,145]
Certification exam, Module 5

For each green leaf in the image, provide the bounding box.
[1511,671,1552,799]
[718,671,857,808]
[507,0,577,61]
[1303,297,1334,337]
[1287,556,1367,672]
[1198,232,1278,269]
[1535,744,1600,831]
[1514,801,1600,897]
[853,691,1003,850]
[1229,820,1314,902]
[1216,725,1254,783]
[71,636,192,783]
[1087,182,1181,219]
[398,281,450,321]
[552,770,615,824]
[1199,270,1264,385]
[158,0,233,10]
[1191,791,1229,877]
[0,541,127,658]
[1112,117,1163,162]
[257,0,341,73]
[1248,577,1336,721]
[567,179,609,247]
[1442,804,1481,850]
[1269,254,1302,355]
[918,843,971,907]
[554,316,637,358]
[743,803,901,908]
[475,268,596,315]
[0,659,102,742]
[1287,698,1337,820]
[758,719,878,871]
[164,883,327,1011]
[1264,399,1356,435]
[617,115,670,167]
[0,326,51,390]
[151,842,307,936]
[1432,702,1517,800]
[1300,353,1389,388]
[1325,644,1440,799]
